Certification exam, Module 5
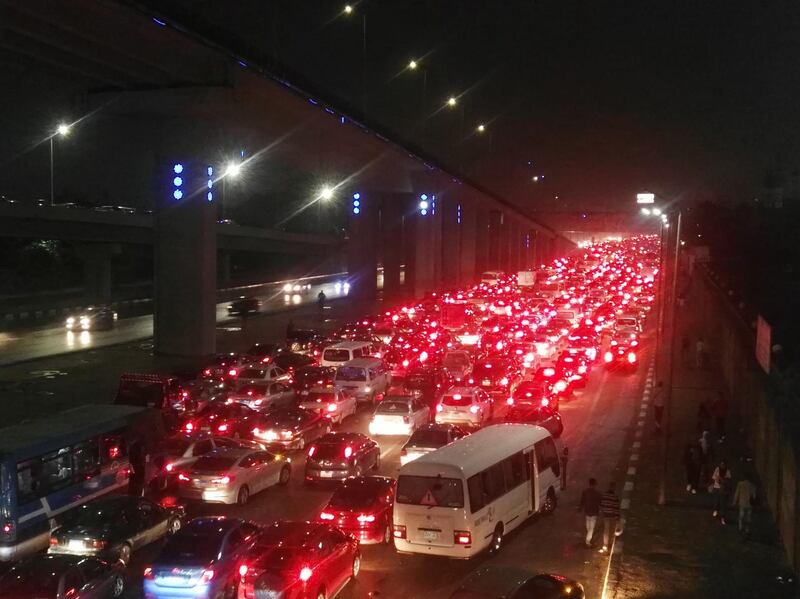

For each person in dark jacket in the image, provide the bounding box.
[578,478,602,548]
[599,482,621,553]
[683,442,701,494]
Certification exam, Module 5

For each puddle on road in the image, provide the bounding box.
[27,370,68,379]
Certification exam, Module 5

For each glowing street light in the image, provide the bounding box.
[476,124,486,133]
[320,185,335,201]
[343,4,353,14]
[446,96,457,108]
[641,207,652,215]
[224,162,242,178]
[652,207,662,216]
[50,122,73,206]
[408,59,418,70]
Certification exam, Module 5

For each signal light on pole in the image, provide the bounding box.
[352,192,361,215]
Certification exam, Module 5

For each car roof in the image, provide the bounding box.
[316,432,367,444]
[198,448,253,459]
[443,386,480,396]
[185,517,246,535]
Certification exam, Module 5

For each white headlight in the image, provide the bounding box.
[283,283,292,292]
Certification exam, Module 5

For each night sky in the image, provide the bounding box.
[91,1,800,209]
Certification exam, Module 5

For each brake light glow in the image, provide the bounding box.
[177,472,189,482]
[344,446,353,458]
[554,380,568,392]
[2,522,13,536]
[452,394,462,400]
[217,423,228,433]
[320,511,335,521]
[213,475,232,484]
[604,351,613,363]
[143,567,154,580]
[628,352,637,363]
[200,569,215,584]
[541,397,550,407]
[327,403,337,412]
[543,368,556,377]
[469,405,480,414]
[507,397,514,405]
[393,525,407,538]
[308,446,316,457]
[228,369,238,377]
[357,514,376,523]
[500,377,509,386]
[299,567,313,582]
[165,463,175,472]
[454,531,472,545]
[184,422,194,432]
[238,564,249,578]
[436,404,443,412]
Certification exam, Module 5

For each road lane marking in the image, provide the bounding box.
[620,497,631,510]
[627,466,636,475]
[632,441,641,449]
[629,453,639,461]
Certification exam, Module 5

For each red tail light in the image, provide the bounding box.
[469,405,480,414]
[143,567,154,580]
[327,403,337,412]
[217,423,229,433]
[541,398,550,407]
[177,473,190,482]
[203,369,211,376]
[357,514,376,523]
[344,446,353,458]
[299,566,313,582]
[507,397,514,405]
[108,446,120,459]
[320,511,335,521]
[238,564,249,578]
[308,446,316,457]
[435,404,443,412]
[200,568,215,584]
[604,351,613,363]
[454,531,472,545]
[627,352,637,364]
[212,475,233,484]
[228,368,238,377]
[393,525,407,539]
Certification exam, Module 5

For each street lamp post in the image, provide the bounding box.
[50,123,71,206]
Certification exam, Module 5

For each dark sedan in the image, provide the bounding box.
[250,407,331,450]
[0,554,125,599]
[305,432,380,483]
[504,405,564,438]
[49,496,184,565]
[273,351,316,376]
[238,521,360,599]
[450,566,584,598]
[227,296,261,316]
[293,365,336,396]
[65,305,117,331]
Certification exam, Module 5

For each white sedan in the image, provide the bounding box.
[368,396,430,436]
[299,388,357,425]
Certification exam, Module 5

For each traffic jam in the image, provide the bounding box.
[0,236,658,599]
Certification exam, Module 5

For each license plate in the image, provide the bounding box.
[422,530,440,540]
[319,471,334,478]
[68,540,84,550]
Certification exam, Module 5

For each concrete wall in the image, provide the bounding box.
[694,267,800,572]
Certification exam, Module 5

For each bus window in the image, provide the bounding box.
[72,441,101,480]
[396,475,464,508]
[467,475,485,513]
[535,438,560,476]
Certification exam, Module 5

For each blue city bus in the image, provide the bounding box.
[0,404,158,561]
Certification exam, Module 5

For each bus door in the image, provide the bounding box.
[524,448,538,513]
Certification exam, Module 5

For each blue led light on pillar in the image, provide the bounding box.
[206,166,214,202]
[457,203,462,224]
[418,193,429,216]
[171,163,184,200]
[352,192,361,215]
[431,195,437,215]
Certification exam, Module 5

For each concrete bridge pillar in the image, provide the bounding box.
[475,205,490,277]
[508,221,521,273]
[459,199,478,286]
[76,243,120,304]
[405,193,441,298]
[488,210,503,271]
[441,194,461,289]
[346,191,380,301]
[154,162,217,357]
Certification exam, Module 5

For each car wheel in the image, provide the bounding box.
[279,465,291,485]
[542,488,557,514]
[169,517,182,534]
[237,485,250,506]
[111,573,125,598]
[352,553,361,578]
[117,542,132,565]
[488,524,504,555]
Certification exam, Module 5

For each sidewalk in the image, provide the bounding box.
[607,282,796,598]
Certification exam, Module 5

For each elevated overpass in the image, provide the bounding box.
[531,211,658,244]
[0,0,575,356]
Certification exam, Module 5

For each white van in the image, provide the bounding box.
[393,424,563,558]
[320,340,375,367]
[480,271,503,285]
[334,357,390,404]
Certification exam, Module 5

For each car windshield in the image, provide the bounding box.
[158,438,192,455]
[160,534,221,563]
[442,354,469,368]
[328,481,383,509]
[67,501,126,525]
[312,443,349,459]
[240,369,266,379]
[336,367,367,382]
[191,456,238,472]
[265,409,309,427]
[0,561,62,596]
[396,475,464,508]
[375,400,410,414]
[323,349,351,362]
[407,428,450,448]
[442,393,474,406]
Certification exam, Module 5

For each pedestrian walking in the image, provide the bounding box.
[683,442,701,494]
[578,478,602,548]
[732,473,757,537]
[710,460,732,523]
[652,381,665,434]
[317,290,327,318]
[599,482,621,553]
[712,391,728,442]
[681,334,691,365]
[696,397,713,435]
[695,336,706,369]
[698,431,714,486]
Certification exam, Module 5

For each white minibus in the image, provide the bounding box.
[393,423,563,558]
